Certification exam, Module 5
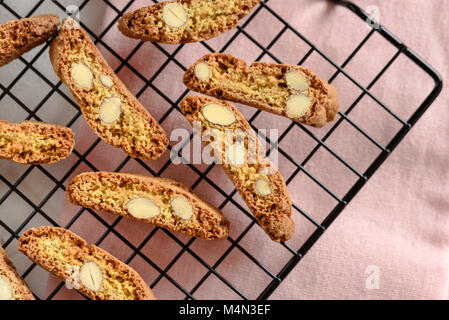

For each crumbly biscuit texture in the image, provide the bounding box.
[66,172,230,240]
[18,227,155,300]
[184,53,340,128]
[0,14,59,67]
[0,247,34,300]
[118,0,260,44]
[180,96,294,242]
[50,18,168,160]
[0,121,75,165]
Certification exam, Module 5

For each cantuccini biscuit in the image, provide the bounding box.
[180,96,294,242]
[18,226,155,300]
[118,0,260,44]
[50,18,168,160]
[66,172,230,240]
[0,120,75,165]
[0,14,59,67]
[184,53,340,128]
[0,246,34,300]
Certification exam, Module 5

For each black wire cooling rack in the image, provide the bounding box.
[0,0,443,300]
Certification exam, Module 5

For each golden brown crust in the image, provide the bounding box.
[118,0,260,44]
[0,14,60,67]
[66,172,230,240]
[50,18,168,160]
[183,53,340,128]
[180,96,294,242]
[0,247,35,300]
[0,120,75,165]
[18,226,155,300]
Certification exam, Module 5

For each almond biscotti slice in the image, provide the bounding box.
[180,96,294,242]
[118,0,260,44]
[0,14,59,67]
[50,18,168,160]
[0,247,34,300]
[18,226,155,300]
[0,120,75,165]
[66,172,230,240]
[184,53,340,128]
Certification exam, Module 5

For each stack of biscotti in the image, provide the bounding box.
[179,54,340,240]
[50,18,168,160]
[0,247,34,300]
[66,172,230,240]
[19,227,156,300]
[0,121,75,165]
[118,0,261,44]
[0,14,59,67]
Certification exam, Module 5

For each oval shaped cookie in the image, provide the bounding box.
[118,0,261,44]
[184,53,340,128]
[0,120,75,165]
[50,18,168,160]
[0,14,59,67]
[66,172,230,240]
[180,96,294,242]
[18,226,155,300]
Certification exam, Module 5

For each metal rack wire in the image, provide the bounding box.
[0,0,442,300]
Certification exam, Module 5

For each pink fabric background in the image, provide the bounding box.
[48,0,449,300]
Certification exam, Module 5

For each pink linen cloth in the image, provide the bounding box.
[49,0,449,300]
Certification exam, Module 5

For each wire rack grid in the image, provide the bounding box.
[0,0,442,300]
